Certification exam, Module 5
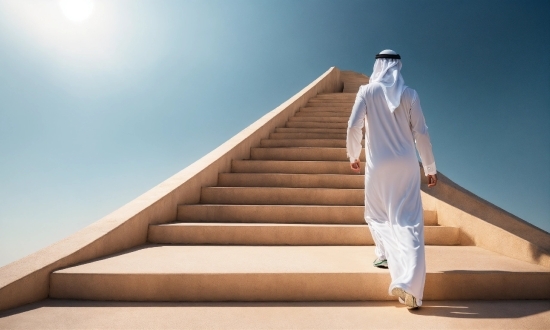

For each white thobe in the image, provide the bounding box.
[346,83,436,306]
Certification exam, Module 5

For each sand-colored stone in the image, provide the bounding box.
[218,173,365,188]
[1,66,549,323]
[177,204,437,225]
[1,299,548,330]
[250,146,366,161]
[147,223,458,245]
[0,67,343,312]
[49,245,549,301]
[288,115,349,122]
[231,160,365,174]
[200,187,365,205]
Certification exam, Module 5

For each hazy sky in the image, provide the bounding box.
[0,0,549,267]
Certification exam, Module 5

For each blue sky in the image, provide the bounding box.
[0,0,548,267]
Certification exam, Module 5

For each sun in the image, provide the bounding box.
[59,0,95,23]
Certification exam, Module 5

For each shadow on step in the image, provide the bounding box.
[409,300,550,319]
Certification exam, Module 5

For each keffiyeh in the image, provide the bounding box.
[369,49,407,112]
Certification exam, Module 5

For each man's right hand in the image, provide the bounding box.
[350,160,361,173]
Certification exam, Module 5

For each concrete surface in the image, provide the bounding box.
[49,245,550,301]
[250,147,366,161]
[3,67,549,323]
[218,173,365,188]
[147,223,459,245]
[2,299,548,330]
[0,67,344,312]
[177,204,437,225]
[200,187,365,205]
[231,160,364,174]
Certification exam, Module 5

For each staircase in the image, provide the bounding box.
[48,80,550,303]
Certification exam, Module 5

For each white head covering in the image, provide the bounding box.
[369,49,407,112]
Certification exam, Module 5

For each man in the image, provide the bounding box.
[346,49,437,309]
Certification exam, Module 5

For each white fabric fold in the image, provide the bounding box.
[346,80,437,306]
[369,50,407,112]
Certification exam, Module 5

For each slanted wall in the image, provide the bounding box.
[0,67,343,312]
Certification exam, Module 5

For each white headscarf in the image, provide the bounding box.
[369,49,407,112]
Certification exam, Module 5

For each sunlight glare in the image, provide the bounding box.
[59,0,95,23]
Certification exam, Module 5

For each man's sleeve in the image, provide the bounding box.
[346,87,366,163]
[410,91,436,175]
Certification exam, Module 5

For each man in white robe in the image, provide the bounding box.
[346,49,438,309]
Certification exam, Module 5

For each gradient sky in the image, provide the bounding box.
[0,0,549,267]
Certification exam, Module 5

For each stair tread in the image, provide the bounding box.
[53,245,549,274]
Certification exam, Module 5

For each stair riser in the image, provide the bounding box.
[50,272,550,301]
[313,92,356,97]
[177,205,438,226]
[286,122,348,128]
[289,117,348,123]
[310,99,355,103]
[149,225,374,245]
[270,133,346,140]
[201,187,364,206]
[260,139,350,148]
[295,112,350,118]
[178,205,366,224]
[305,102,353,107]
[250,147,365,161]
[148,225,459,246]
[50,273,390,301]
[274,128,347,134]
[308,97,355,102]
[232,160,360,174]
[218,173,364,189]
[344,84,364,93]
[300,107,352,113]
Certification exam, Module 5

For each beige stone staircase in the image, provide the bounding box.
[48,80,550,303]
[1,69,549,330]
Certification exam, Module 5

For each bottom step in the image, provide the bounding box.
[1,299,550,330]
[50,245,550,301]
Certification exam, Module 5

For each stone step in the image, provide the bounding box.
[299,106,352,112]
[147,223,459,246]
[288,116,348,123]
[311,93,356,100]
[285,121,348,128]
[344,83,364,93]
[250,147,363,161]
[309,96,355,101]
[305,102,354,107]
[4,300,549,329]
[270,132,347,140]
[274,127,347,134]
[177,204,438,226]
[232,160,361,174]
[260,139,352,148]
[295,111,350,117]
[200,187,364,206]
[309,99,354,105]
[50,245,550,301]
[218,173,363,188]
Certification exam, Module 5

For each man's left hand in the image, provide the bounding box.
[350,160,361,173]
[427,174,437,188]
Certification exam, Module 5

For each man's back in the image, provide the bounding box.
[359,83,418,166]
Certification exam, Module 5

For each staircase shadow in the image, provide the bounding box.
[409,300,550,319]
